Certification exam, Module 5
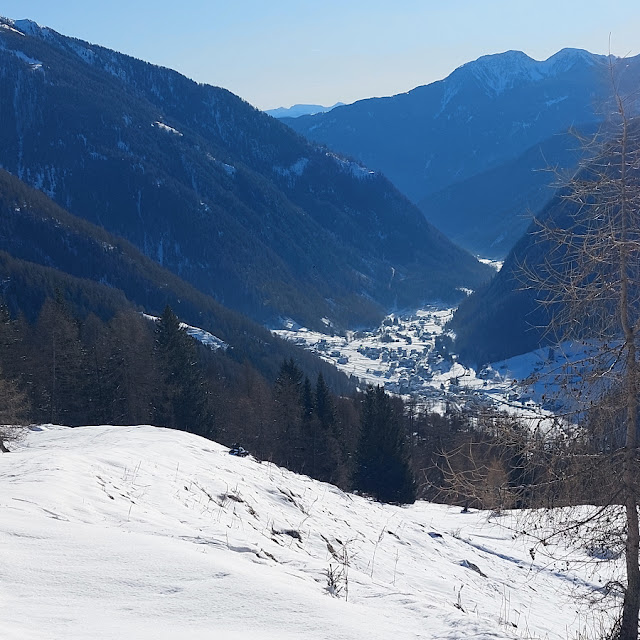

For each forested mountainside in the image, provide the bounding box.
[419,129,590,258]
[451,119,640,365]
[0,168,354,388]
[0,18,490,330]
[0,167,479,503]
[284,49,640,257]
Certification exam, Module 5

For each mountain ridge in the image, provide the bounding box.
[0,16,490,330]
[266,102,345,119]
[284,48,640,257]
[0,168,356,387]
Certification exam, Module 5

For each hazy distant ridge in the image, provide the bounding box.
[266,102,345,118]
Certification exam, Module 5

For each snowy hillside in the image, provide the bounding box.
[2,425,614,639]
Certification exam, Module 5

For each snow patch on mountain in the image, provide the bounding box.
[434,81,460,118]
[542,47,602,74]
[153,121,183,136]
[0,17,54,41]
[545,95,568,107]
[0,20,25,36]
[104,62,127,81]
[274,157,309,182]
[181,324,228,350]
[326,152,376,180]
[12,18,41,36]
[478,258,503,271]
[142,313,227,350]
[459,48,602,97]
[463,50,544,95]
[68,40,96,64]
[0,44,42,70]
[206,153,236,176]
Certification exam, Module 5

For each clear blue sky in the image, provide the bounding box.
[4,1,640,110]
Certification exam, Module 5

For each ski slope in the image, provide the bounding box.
[1,425,615,639]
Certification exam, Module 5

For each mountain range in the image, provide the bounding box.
[284,49,640,257]
[265,102,345,119]
[0,17,490,332]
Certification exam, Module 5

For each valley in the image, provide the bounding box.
[275,302,545,419]
[1,8,639,639]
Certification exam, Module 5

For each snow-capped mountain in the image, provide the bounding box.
[284,49,640,257]
[455,48,601,97]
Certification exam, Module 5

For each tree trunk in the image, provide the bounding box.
[621,492,640,640]
[618,108,640,640]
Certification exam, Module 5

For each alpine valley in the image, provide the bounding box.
[285,49,640,257]
[2,13,639,640]
[0,17,490,332]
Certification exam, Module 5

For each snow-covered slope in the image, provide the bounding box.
[1,425,613,639]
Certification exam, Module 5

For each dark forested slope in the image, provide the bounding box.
[0,17,490,329]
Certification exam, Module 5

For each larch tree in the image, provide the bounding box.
[520,74,640,640]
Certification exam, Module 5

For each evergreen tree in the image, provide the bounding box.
[354,385,416,504]
[100,311,160,425]
[273,358,305,471]
[302,376,315,422]
[154,305,214,438]
[315,372,336,430]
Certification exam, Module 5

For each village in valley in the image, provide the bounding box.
[275,303,541,417]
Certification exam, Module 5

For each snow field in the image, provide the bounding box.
[1,425,613,639]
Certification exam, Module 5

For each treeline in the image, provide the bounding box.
[2,293,555,507]
[0,297,423,501]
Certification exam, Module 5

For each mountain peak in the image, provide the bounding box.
[457,48,601,96]
[458,50,539,95]
[542,47,603,73]
[13,18,41,35]
[266,102,345,119]
[0,17,42,37]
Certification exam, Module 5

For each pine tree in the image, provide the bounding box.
[302,377,315,422]
[272,358,305,471]
[315,372,336,430]
[154,306,214,438]
[354,385,416,504]
[310,372,342,483]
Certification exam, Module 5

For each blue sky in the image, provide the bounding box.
[3,1,640,109]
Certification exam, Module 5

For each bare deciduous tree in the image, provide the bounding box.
[519,68,640,640]
[438,65,640,639]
